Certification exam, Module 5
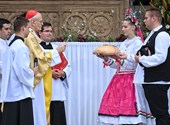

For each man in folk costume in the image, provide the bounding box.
[39,22,71,125]
[1,17,37,125]
[0,18,11,123]
[135,8,170,125]
[24,10,66,125]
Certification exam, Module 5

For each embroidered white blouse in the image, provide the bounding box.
[105,36,142,72]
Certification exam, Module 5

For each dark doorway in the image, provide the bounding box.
[133,0,150,5]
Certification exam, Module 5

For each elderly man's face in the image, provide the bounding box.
[32,13,43,32]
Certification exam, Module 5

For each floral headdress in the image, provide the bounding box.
[125,8,140,27]
[125,8,144,42]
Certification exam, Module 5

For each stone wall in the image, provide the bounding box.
[0,0,128,40]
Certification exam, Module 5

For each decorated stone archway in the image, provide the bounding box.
[0,0,128,40]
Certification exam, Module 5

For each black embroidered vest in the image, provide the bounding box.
[143,27,170,82]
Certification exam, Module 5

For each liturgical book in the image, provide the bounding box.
[52,53,68,70]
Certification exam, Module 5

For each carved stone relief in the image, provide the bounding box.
[0,0,128,40]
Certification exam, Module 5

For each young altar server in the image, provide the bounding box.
[39,22,71,125]
[1,17,38,125]
[0,18,11,123]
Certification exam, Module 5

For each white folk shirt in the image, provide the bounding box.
[1,38,35,102]
[109,36,142,72]
[133,25,170,84]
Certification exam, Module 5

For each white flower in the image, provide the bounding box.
[146,32,149,36]
[94,32,97,37]
[166,25,170,29]
[111,9,115,13]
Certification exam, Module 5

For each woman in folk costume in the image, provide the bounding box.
[97,9,155,125]
[24,10,66,125]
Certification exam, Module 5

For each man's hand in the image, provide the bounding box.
[56,43,66,53]
[52,69,65,79]
[32,66,39,76]
[135,52,141,62]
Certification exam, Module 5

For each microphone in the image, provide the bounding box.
[34,58,38,67]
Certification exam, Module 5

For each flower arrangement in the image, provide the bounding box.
[55,31,118,42]
[150,0,170,32]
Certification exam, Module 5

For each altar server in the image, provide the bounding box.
[39,22,71,125]
[0,18,11,123]
[1,17,37,125]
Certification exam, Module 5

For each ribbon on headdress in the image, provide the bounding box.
[136,26,144,42]
[26,10,38,19]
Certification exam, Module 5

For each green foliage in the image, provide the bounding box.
[56,31,118,42]
[139,0,170,37]
[149,0,170,33]
[105,36,115,42]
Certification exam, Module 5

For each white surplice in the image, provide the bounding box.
[1,38,35,102]
[33,43,61,125]
[51,42,71,101]
[0,38,8,100]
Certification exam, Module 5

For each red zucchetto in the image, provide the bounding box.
[25,10,38,19]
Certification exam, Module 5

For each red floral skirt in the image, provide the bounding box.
[98,72,137,116]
